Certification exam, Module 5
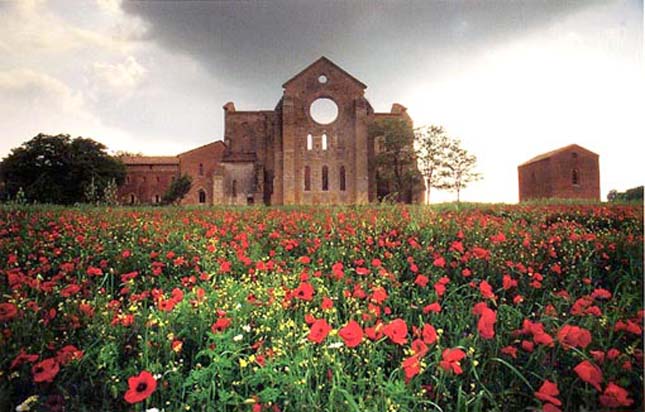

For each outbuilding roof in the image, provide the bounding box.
[519,144,598,167]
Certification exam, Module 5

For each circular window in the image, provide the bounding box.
[318,75,328,84]
[309,98,338,125]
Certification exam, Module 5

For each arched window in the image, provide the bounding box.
[199,163,204,176]
[198,189,206,204]
[154,194,160,204]
[322,166,329,191]
[322,133,328,151]
[304,166,311,191]
[307,134,313,151]
[572,169,579,185]
[156,176,160,183]
[232,180,237,198]
[339,165,346,191]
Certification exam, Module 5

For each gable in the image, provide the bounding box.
[282,56,367,90]
[177,141,226,160]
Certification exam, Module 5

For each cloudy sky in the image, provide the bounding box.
[1,0,642,203]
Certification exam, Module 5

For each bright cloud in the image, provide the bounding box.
[90,56,147,98]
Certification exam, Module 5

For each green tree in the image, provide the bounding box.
[0,133,125,204]
[369,119,423,203]
[436,140,481,202]
[414,125,454,204]
[162,174,192,205]
[607,186,643,202]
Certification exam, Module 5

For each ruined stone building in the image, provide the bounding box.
[118,57,423,205]
[518,144,600,202]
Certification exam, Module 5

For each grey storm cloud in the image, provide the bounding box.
[122,0,601,94]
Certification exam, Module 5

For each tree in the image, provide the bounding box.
[0,134,126,204]
[368,119,424,203]
[102,179,119,206]
[114,150,144,158]
[162,174,192,205]
[436,140,481,202]
[414,125,453,204]
[607,186,643,202]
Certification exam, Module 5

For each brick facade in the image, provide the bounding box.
[518,144,600,202]
[118,57,424,205]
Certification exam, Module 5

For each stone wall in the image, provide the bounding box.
[118,163,178,204]
[178,142,225,205]
[550,149,600,200]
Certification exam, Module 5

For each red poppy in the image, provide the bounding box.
[573,360,603,391]
[0,302,18,322]
[432,256,446,268]
[557,325,592,350]
[534,380,561,406]
[450,240,464,253]
[543,403,562,412]
[339,320,363,348]
[370,287,388,304]
[170,288,184,303]
[294,282,314,301]
[56,345,83,365]
[423,302,441,314]
[590,288,611,300]
[124,370,157,404]
[472,302,496,339]
[422,323,437,345]
[365,321,384,341]
[211,317,232,333]
[472,247,490,260]
[32,358,60,383]
[414,275,428,287]
[500,345,518,358]
[599,382,634,408]
[171,339,183,353]
[479,281,495,300]
[383,318,408,345]
[521,340,534,352]
[157,299,177,312]
[308,319,332,344]
[410,338,428,357]
[502,275,517,290]
[402,355,421,381]
[355,266,371,275]
[321,297,333,310]
[11,350,39,369]
[614,319,642,335]
[60,284,81,297]
[439,348,466,375]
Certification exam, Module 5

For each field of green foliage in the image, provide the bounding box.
[0,203,642,411]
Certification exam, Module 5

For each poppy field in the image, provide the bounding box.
[0,203,643,411]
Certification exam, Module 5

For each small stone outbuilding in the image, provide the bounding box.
[518,144,600,202]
